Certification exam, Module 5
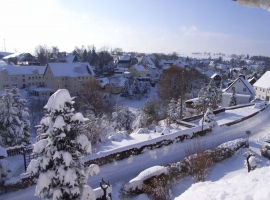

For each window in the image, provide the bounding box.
[263,89,265,92]
[10,77,13,81]
[243,88,246,92]
[232,87,235,91]
[65,85,67,87]
[29,77,31,80]
[23,79,25,82]
[22,75,25,77]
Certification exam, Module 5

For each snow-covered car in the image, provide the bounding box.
[261,140,270,160]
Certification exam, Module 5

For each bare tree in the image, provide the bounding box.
[77,80,113,115]
[183,139,213,182]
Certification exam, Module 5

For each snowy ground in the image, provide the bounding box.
[1,87,269,199]
[1,104,270,200]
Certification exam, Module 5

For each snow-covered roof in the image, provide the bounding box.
[210,73,221,78]
[0,145,7,158]
[0,51,13,57]
[0,65,46,75]
[119,55,131,62]
[144,55,154,65]
[32,87,54,92]
[48,62,95,77]
[96,77,109,88]
[133,64,147,72]
[224,77,255,94]
[222,92,251,97]
[205,71,220,78]
[253,71,270,89]
[2,52,22,59]
[65,54,76,63]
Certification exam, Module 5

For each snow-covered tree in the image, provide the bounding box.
[132,109,147,130]
[199,105,217,129]
[167,98,180,123]
[111,99,134,131]
[0,87,30,147]
[85,111,113,148]
[27,89,98,200]
[193,80,219,114]
[228,88,237,107]
[143,99,157,123]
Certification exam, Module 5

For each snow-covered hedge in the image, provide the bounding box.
[119,138,247,199]
[84,127,211,166]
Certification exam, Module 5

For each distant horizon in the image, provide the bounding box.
[1,0,270,57]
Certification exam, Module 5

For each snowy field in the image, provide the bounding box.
[2,103,270,200]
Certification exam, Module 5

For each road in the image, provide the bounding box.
[87,106,270,189]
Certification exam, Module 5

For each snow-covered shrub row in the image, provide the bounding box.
[119,138,247,199]
[119,166,169,200]
[3,172,35,193]
[84,127,211,167]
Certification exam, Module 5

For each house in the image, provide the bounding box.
[117,55,138,69]
[3,53,40,66]
[140,55,158,74]
[0,52,13,59]
[210,73,222,87]
[43,62,95,95]
[253,71,270,101]
[89,76,124,95]
[0,63,46,90]
[221,76,255,107]
[129,64,149,77]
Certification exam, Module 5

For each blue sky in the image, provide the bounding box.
[1,0,270,56]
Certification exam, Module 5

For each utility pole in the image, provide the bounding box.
[180,71,184,120]
[4,39,6,52]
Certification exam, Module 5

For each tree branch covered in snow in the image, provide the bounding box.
[236,0,270,12]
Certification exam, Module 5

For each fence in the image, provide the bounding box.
[6,146,37,171]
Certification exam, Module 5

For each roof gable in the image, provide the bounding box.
[224,77,255,94]
[253,71,270,89]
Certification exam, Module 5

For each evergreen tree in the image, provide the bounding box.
[27,89,98,200]
[199,104,217,129]
[193,80,219,114]
[167,98,180,123]
[143,99,156,123]
[111,99,134,130]
[0,87,30,147]
[228,88,237,107]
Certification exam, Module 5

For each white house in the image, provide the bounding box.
[253,71,270,101]
[222,76,255,107]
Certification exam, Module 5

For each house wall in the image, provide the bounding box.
[0,69,44,90]
[43,66,95,95]
[254,86,270,101]
[129,66,148,77]
[226,79,252,96]
[222,93,251,107]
